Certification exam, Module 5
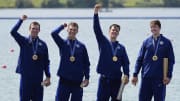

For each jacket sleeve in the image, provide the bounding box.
[10,19,26,47]
[93,14,106,49]
[133,41,146,77]
[51,25,65,49]
[83,46,90,80]
[167,40,175,79]
[122,47,130,77]
[44,43,51,78]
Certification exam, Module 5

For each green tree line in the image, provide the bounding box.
[0,0,180,8]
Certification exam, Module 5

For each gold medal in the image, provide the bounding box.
[32,54,38,60]
[70,56,75,62]
[152,55,158,61]
[112,56,118,62]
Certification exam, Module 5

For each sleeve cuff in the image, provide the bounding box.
[19,19,23,22]
[168,73,172,79]
[61,25,64,28]
[85,75,90,80]
[94,14,98,17]
[46,73,51,78]
[133,73,138,77]
[124,73,129,78]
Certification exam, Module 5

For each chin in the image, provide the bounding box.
[152,30,158,34]
[111,35,117,38]
[69,34,76,37]
[69,35,75,37]
[152,32,158,35]
[31,35,38,38]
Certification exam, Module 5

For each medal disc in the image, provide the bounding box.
[112,56,118,62]
[152,55,158,61]
[32,54,38,60]
[70,56,75,62]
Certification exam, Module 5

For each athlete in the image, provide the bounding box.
[93,4,130,101]
[51,22,90,101]
[132,20,175,101]
[10,15,51,101]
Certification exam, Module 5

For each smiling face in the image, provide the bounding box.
[29,22,40,38]
[150,20,161,36]
[109,24,120,41]
[67,22,78,40]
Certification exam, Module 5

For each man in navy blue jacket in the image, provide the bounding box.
[93,4,130,101]
[10,15,51,101]
[131,20,175,101]
[51,22,90,101]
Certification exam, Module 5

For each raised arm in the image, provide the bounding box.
[10,15,27,46]
[93,4,106,44]
[51,23,67,49]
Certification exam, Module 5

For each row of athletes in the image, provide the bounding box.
[10,4,175,101]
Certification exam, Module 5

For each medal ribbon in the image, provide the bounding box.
[31,37,39,55]
[67,39,77,56]
[110,41,120,56]
[152,36,161,56]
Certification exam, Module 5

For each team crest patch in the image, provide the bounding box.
[76,44,80,48]
[160,41,164,45]
[38,42,42,46]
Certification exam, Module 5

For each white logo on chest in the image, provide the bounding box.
[160,41,164,45]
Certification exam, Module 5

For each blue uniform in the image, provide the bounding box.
[133,34,175,101]
[10,19,51,101]
[51,25,90,101]
[93,14,130,101]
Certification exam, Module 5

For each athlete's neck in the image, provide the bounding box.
[153,33,160,40]
[68,36,76,40]
[110,38,116,42]
[30,35,38,40]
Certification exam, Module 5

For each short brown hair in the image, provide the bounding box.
[150,20,161,28]
[68,22,79,29]
[29,21,40,30]
[109,24,120,31]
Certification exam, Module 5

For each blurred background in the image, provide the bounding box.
[0,0,180,101]
[0,0,180,8]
